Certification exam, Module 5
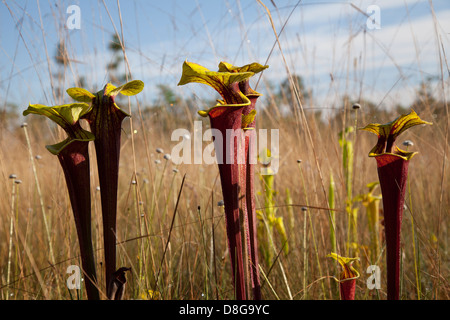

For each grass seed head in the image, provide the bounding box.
[402,140,414,147]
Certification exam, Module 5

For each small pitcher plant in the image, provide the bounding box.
[360,110,431,300]
[327,253,360,300]
[178,60,268,300]
[23,103,99,300]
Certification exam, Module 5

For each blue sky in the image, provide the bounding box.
[1,0,449,115]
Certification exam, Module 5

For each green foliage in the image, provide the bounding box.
[338,126,358,256]
[354,182,382,264]
[257,149,288,266]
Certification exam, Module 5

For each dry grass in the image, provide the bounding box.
[0,104,448,300]
[0,0,448,300]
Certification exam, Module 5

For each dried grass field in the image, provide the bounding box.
[0,0,448,300]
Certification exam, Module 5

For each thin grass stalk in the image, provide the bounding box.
[258,265,280,300]
[302,206,308,300]
[22,124,59,298]
[402,139,421,298]
[15,218,50,299]
[196,205,210,299]
[131,179,145,293]
[155,174,185,296]
[13,180,21,299]
[328,173,337,256]
[6,177,16,300]
[407,175,421,299]
[298,161,327,299]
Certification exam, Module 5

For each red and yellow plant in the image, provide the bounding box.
[66,80,144,297]
[328,253,360,300]
[23,103,99,300]
[360,110,431,300]
[178,60,268,300]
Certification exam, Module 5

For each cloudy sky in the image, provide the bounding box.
[1,0,449,114]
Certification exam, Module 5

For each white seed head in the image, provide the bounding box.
[9,174,16,179]
[352,103,361,110]
[163,154,171,160]
[35,155,42,160]
[154,159,161,164]
[131,180,137,185]
[297,159,302,164]
[402,140,414,147]
[14,179,22,184]
[301,206,308,212]
[96,186,100,191]
[21,123,28,128]
[172,168,179,173]
[156,148,164,154]
[218,200,224,207]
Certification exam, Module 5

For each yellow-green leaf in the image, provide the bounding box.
[23,103,90,129]
[178,60,252,106]
[242,109,256,129]
[108,80,145,97]
[218,61,268,75]
[178,61,253,87]
[46,135,94,155]
[23,103,94,155]
[327,252,360,281]
[66,87,95,103]
[360,110,432,158]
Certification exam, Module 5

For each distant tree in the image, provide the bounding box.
[107,34,126,85]
[53,40,70,102]
[156,84,177,106]
[55,40,69,66]
[278,74,309,113]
